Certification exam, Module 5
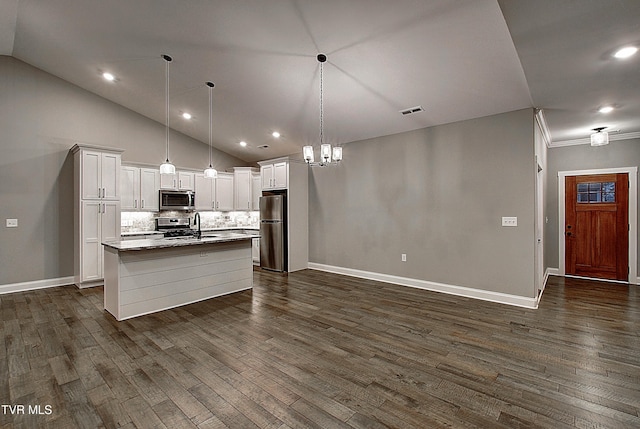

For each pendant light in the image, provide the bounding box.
[303,54,343,166]
[590,127,609,146]
[204,81,218,179]
[159,54,176,175]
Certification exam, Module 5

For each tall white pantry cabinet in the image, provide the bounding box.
[72,144,123,288]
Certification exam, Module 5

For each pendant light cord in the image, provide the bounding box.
[319,59,324,146]
[164,55,171,163]
[208,82,213,168]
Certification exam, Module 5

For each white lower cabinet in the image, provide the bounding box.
[80,201,120,285]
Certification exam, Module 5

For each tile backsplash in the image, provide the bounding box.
[121,211,259,233]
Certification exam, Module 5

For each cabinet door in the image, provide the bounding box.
[234,169,252,210]
[252,174,261,210]
[101,152,121,200]
[195,173,215,211]
[121,166,140,210]
[139,168,160,211]
[215,173,234,211]
[261,164,274,190]
[101,202,121,243]
[82,151,102,199]
[81,201,102,281]
[160,173,177,189]
[273,162,288,189]
[178,172,195,190]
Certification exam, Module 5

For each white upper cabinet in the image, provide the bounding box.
[252,173,261,210]
[159,171,195,190]
[233,167,257,211]
[215,173,234,211]
[260,160,288,190]
[139,168,160,210]
[80,150,120,200]
[121,166,139,210]
[194,173,215,211]
[122,166,160,211]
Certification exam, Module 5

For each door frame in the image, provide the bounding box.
[558,166,638,284]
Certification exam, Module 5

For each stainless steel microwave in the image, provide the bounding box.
[159,190,195,211]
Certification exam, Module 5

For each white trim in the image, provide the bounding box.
[551,131,640,148]
[558,167,638,284]
[534,108,552,148]
[0,276,75,295]
[546,267,561,277]
[308,263,538,309]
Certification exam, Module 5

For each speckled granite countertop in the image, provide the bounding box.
[105,231,260,251]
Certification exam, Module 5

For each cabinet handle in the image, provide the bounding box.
[179,180,182,188]
[102,188,106,198]
[141,200,144,208]
[134,200,137,208]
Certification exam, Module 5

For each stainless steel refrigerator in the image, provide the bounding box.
[260,194,287,272]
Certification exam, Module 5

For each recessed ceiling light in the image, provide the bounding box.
[614,46,638,59]
[272,131,280,138]
[182,112,192,120]
[239,141,247,147]
[598,105,614,114]
[102,72,115,81]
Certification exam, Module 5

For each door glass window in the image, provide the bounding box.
[577,182,615,203]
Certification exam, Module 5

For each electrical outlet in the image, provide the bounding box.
[501,217,518,227]
[6,219,18,228]
[401,253,407,262]
[200,251,208,257]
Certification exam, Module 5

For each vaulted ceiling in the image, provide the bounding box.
[2,0,639,162]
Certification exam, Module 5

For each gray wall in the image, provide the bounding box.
[0,56,248,285]
[309,109,537,298]
[545,138,640,275]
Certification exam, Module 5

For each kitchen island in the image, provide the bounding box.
[102,231,259,321]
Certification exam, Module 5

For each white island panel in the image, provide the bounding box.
[104,240,252,320]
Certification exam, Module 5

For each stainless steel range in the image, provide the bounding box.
[156,217,197,238]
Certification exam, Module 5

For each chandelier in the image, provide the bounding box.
[303,54,343,166]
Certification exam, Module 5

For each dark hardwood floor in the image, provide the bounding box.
[1,269,639,428]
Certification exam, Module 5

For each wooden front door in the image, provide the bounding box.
[565,173,629,281]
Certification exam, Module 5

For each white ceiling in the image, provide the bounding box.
[2,0,639,162]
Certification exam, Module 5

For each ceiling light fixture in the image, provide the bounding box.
[239,141,247,147]
[598,106,614,114]
[203,81,217,179]
[159,54,176,175]
[102,72,115,82]
[614,46,638,59]
[590,127,609,146]
[182,112,192,120]
[303,54,342,166]
[272,131,280,138]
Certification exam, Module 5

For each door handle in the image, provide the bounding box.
[566,232,572,237]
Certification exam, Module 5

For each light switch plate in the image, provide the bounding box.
[501,216,517,227]
[6,219,18,228]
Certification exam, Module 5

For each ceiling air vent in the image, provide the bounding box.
[257,145,269,149]
[400,105,424,116]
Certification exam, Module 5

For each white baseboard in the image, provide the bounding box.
[0,276,75,295]
[546,267,560,277]
[307,263,538,309]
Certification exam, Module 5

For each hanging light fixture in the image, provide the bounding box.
[204,81,218,179]
[159,54,176,175]
[303,54,343,166]
[590,127,609,146]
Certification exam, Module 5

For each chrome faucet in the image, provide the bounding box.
[193,212,201,239]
